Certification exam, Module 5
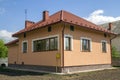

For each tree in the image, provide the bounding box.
[0,39,8,58]
[112,46,120,58]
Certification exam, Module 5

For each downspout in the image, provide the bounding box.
[62,22,65,72]
[60,10,66,72]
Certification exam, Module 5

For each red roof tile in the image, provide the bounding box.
[12,10,114,37]
[5,39,19,46]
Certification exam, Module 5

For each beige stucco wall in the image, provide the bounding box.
[8,44,18,64]
[8,22,111,67]
[64,24,111,66]
[17,23,63,66]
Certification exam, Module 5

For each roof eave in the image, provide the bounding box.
[12,20,62,37]
[61,21,116,35]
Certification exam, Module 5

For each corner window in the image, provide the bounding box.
[101,40,107,53]
[81,37,91,52]
[22,41,27,53]
[33,36,58,52]
[70,25,74,31]
[64,35,73,51]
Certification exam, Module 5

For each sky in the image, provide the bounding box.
[0,0,120,43]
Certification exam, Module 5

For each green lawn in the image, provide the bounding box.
[0,67,120,80]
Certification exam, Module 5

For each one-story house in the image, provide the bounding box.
[6,10,115,73]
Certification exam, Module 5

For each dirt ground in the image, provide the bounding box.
[0,67,120,80]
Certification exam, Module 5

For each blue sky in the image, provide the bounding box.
[0,0,120,42]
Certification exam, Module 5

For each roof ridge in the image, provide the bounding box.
[63,10,98,26]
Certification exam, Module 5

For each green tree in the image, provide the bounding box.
[112,46,120,58]
[0,39,8,58]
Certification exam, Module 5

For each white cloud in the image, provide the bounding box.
[0,30,15,43]
[85,9,120,24]
[0,8,5,15]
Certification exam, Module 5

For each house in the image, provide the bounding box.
[101,21,120,55]
[6,10,115,73]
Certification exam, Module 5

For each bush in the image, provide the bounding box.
[112,46,120,58]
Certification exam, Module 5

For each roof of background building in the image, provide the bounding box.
[101,20,120,34]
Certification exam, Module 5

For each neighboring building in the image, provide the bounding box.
[101,21,120,54]
[6,10,115,73]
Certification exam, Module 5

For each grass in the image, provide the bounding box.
[0,67,120,80]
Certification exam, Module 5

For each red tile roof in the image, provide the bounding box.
[13,10,114,37]
[5,39,19,46]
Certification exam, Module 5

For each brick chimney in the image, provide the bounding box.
[25,20,35,28]
[108,22,112,30]
[43,11,49,21]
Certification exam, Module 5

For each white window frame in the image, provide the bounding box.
[32,35,59,52]
[64,34,73,51]
[80,37,92,52]
[22,40,28,53]
[101,40,107,53]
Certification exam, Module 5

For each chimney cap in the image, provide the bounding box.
[43,10,49,12]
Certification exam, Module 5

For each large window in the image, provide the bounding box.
[81,37,91,52]
[33,37,58,52]
[101,40,107,53]
[64,35,73,51]
[22,41,27,53]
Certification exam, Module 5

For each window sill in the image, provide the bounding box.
[65,50,72,51]
[81,50,91,52]
[102,52,107,53]
[23,51,27,53]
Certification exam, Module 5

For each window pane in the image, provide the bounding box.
[82,39,90,51]
[102,42,106,52]
[46,39,49,50]
[41,40,46,51]
[37,40,42,51]
[50,38,55,50]
[23,42,27,53]
[33,41,37,52]
[54,37,58,50]
[65,37,71,50]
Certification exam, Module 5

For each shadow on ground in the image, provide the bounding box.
[0,67,49,76]
[0,67,120,80]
